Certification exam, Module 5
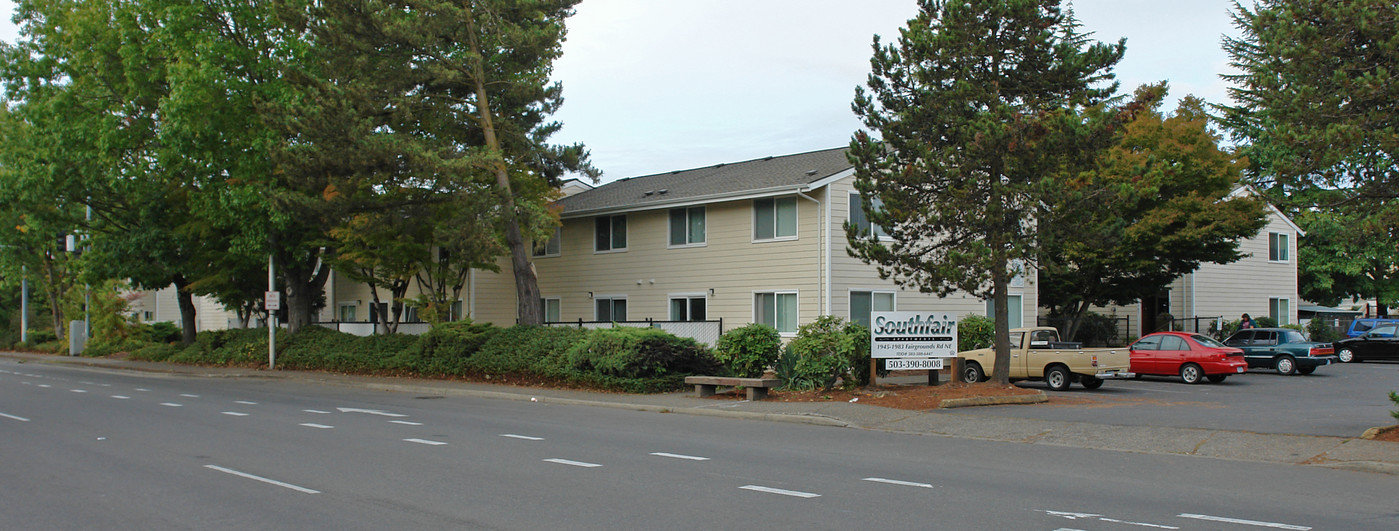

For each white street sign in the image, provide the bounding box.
[265,291,281,311]
[870,311,958,359]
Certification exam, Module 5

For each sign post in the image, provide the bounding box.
[266,255,278,370]
[870,311,958,386]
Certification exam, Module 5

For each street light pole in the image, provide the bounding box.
[268,254,276,370]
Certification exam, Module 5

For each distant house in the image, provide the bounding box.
[1093,187,1305,338]
[469,147,1039,341]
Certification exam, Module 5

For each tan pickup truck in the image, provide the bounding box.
[957,327,1134,390]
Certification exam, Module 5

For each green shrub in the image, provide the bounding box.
[714,324,782,377]
[1306,318,1341,343]
[168,328,269,366]
[1255,316,1279,328]
[128,342,181,362]
[561,326,721,393]
[957,315,994,352]
[134,322,183,344]
[278,327,422,374]
[26,329,57,345]
[472,325,587,376]
[399,320,499,376]
[1075,313,1122,347]
[780,316,869,391]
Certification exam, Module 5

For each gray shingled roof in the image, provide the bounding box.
[558,147,852,216]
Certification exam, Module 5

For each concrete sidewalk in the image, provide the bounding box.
[8,351,1397,476]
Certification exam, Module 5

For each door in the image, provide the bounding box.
[1157,335,1190,374]
[1130,335,1164,374]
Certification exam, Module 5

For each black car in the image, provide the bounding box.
[1334,324,1399,362]
[1222,328,1337,375]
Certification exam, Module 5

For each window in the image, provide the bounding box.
[849,290,894,328]
[404,306,420,323]
[986,295,1024,329]
[1132,335,1162,350]
[539,297,561,322]
[369,302,389,323]
[142,311,154,322]
[1270,297,1291,325]
[595,297,627,322]
[754,197,797,240]
[338,303,357,322]
[848,193,887,239]
[533,227,561,257]
[669,207,705,246]
[1159,335,1189,351]
[1269,232,1290,262]
[755,292,798,334]
[595,215,627,252]
[670,295,707,321]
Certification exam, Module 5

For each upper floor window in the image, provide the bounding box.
[669,207,705,247]
[533,227,562,257]
[849,192,887,239]
[754,197,797,241]
[1268,232,1290,262]
[595,215,627,252]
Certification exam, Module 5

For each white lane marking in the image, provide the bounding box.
[1178,514,1310,530]
[739,485,820,498]
[863,477,933,489]
[180,394,200,398]
[160,403,183,407]
[70,389,88,393]
[111,395,130,400]
[300,423,334,429]
[136,388,150,392]
[337,407,407,417]
[234,400,257,405]
[222,412,249,417]
[404,438,448,446]
[1043,510,1177,529]
[650,452,709,461]
[500,434,544,441]
[1044,511,1101,520]
[303,409,331,414]
[389,420,423,426]
[204,465,320,494]
[544,458,601,468]
[37,384,51,388]
[1099,517,1179,529]
[0,412,31,422]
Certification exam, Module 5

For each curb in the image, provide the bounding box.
[939,391,1048,409]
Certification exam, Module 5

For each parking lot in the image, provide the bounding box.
[952,361,1399,437]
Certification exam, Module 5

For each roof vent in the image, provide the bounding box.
[658,189,668,194]
[643,190,654,196]
[805,170,818,176]
[764,156,773,161]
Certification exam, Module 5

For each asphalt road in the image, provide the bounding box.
[3,359,1397,530]
[966,360,1399,437]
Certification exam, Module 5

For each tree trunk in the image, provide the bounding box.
[42,258,66,341]
[465,9,542,327]
[990,270,1012,386]
[173,274,198,345]
[281,250,330,334]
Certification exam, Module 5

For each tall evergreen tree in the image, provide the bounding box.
[847,0,1123,384]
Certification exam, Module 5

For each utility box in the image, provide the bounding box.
[69,320,87,356]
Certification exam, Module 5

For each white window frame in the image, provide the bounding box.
[668,207,706,248]
[594,295,628,322]
[849,289,895,328]
[595,215,628,253]
[848,192,888,239]
[1268,232,1290,262]
[753,196,798,242]
[338,302,357,323]
[986,294,1024,329]
[753,290,799,335]
[669,293,708,321]
[533,226,562,258]
[539,297,561,322]
[1270,297,1291,325]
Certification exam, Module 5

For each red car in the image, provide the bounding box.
[1130,332,1248,384]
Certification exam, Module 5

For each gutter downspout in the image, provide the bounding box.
[796,191,824,316]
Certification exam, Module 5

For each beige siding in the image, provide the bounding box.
[826,177,1039,326]
[127,286,237,331]
[1190,210,1299,324]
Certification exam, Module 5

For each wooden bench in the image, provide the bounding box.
[684,376,782,401]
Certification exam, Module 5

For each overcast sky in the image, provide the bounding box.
[0,0,1243,183]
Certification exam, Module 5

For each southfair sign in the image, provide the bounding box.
[870,311,958,359]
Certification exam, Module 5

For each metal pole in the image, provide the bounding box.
[20,266,27,344]
[85,204,91,343]
[268,254,276,370]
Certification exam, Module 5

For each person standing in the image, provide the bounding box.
[1240,313,1255,329]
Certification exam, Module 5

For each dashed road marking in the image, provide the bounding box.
[739,485,820,498]
[1178,514,1309,530]
[234,401,257,405]
[37,384,51,388]
[204,465,319,494]
[0,412,30,422]
[180,394,200,398]
[160,403,183,407]
[650,452,709,461]
[70,389,88,393]
[863,477,933,489]
[136,388,150,392]
[404,438,447,446]
[300,423,334,429]
[222,412,249,417]
[544,458,600,468]
[303,409,331,414]
[500,434,544,441]
[111,395,130,400]
[389,420,423,426]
